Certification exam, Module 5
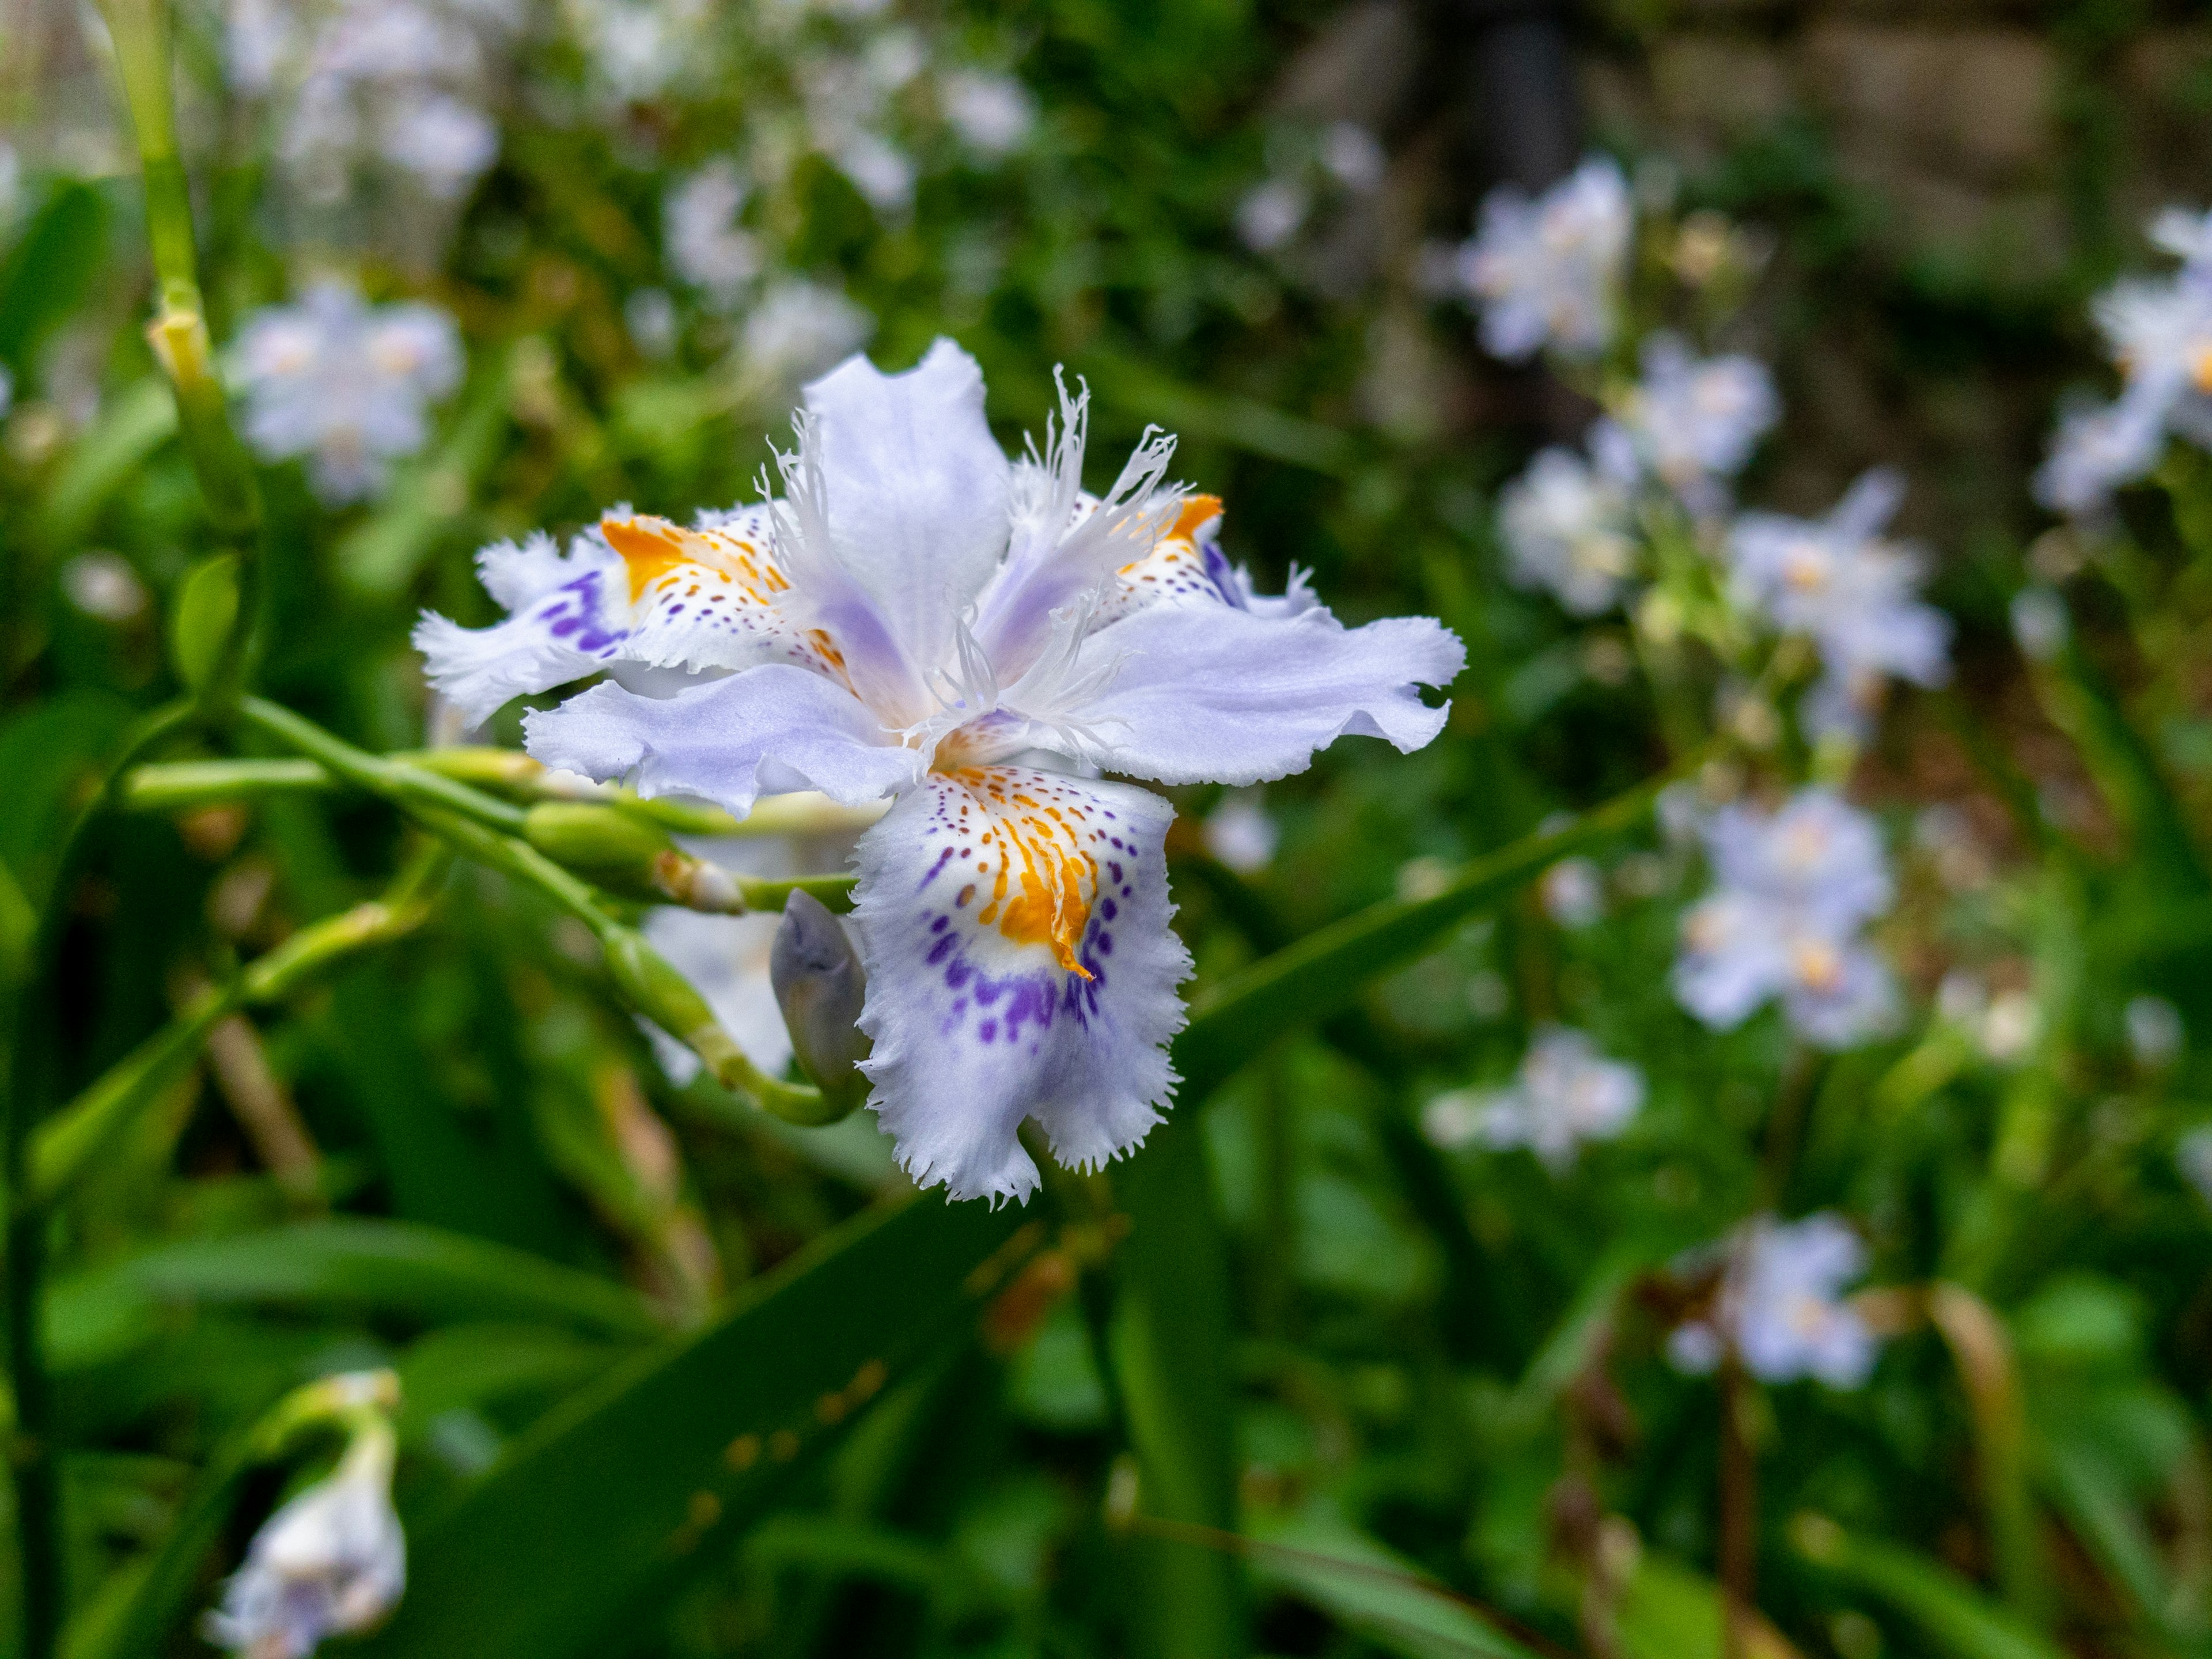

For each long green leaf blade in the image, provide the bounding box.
[354,1196,1037,1659]
[47,1219,662,1350]
[1172,768,1677,1103]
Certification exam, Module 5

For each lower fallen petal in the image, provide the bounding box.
[851,767,1190,1203]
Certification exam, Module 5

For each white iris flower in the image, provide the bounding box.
[236,281,463,505]
[2036,205,2212,515]
[204,1423,406,1659]
[1728,468,1952,740]
[1669,1212,1878,1388]
[1597,333,1778,516]
[1457,155,1632,362]
[1498,444,1639,616]
[1425,1025,1642,1172]
[1673,788,1897,1048]
[418,340,1464,1201]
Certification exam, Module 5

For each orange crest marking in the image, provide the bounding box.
[952,767,1101,978]
[601,514,701,603]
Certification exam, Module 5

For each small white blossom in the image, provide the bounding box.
[1203,794,1278,873]
[204,1424,406,1659]
[2036,206,2212,513]
[1728,469,1952,740]
[941,70,1036,157]
[1498,445,1639,615]
[1318,122,1386,194]
[1673,789,1897,1048]
[62,552,149,623]
[665,162,762,307]
[737,280,874,395]
[1431,1025,1642,1171]
[1669,1213,1877,1388]
[2178,1126,2212,1207]
[2126,994,2184,1069]
[235,281,463,505]
[2010,586,2070,661]
[1599,334,1778,514]
[1236,177,1309,254]
[232,0,507,214]
[1979,991,2039,1065]
[1540,857,1604,928]
[1457,154,1631,362]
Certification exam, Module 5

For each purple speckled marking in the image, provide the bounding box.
[918,846,955,892]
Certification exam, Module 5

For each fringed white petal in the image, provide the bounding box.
[522,666,921,818]
[1063,603,1465,786]
[851,767,1188,1204]
[800,338,1012,684]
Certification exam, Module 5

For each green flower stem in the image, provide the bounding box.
[409,805,835,1123]
[30,850,446,1210]
[97,0,264,711]
[122,750,862,912]
[238,700,531,834]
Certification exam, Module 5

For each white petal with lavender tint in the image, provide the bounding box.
[523,668,922,817]
[1067,604,1463,786]
[800,339,1012,678]
[851,768,1188,1203]
[413,531,632,724]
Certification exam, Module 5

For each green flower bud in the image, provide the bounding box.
[169,553,240,692]
[771,891,872,1119]
[522,803,742,911]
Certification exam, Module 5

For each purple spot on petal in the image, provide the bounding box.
[978,1020,997,1043]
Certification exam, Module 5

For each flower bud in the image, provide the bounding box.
[522,804,742,912]
[771,891,872,1118]
[205,1422,406,1658]
[169,553,240,692]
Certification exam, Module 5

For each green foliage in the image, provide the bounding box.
[6,3,2212,1659]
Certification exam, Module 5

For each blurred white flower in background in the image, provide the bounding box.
[236,281,463,505]
[204,1419,406,1658]
[2036,204,2212,515]
[665,161,763,308]
[2010,585,2070,661]
[2179,1126,2212,1207]
[1457,154,1631,362]
[1236,177,1309,255]
[941,70,1036,157]
[228,0,510,214]
[2126,994,2184,1070]
[1669,1213,1877,1388]
[1498,445,1639,616]
[1728,468,1952,740]
[736,279,874,397]
[1674,789,1897,1048]
[1202,793,1278,873]
[62,552,150,623]
[1540,857,1604,928]
[1598,334,1778,516]
[1425,1025,1642,1170]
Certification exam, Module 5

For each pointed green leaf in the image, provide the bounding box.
[1247,1506,1539,1659]
[1172,768,1679,1103]
[1790,1514,2067,1659]
[46,1220,662,1353]
[353,1196,1037,1659]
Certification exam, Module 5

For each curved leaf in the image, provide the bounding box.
[354,1195,1039,1659]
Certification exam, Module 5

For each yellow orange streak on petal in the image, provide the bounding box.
[1172,493,1224,541]
[955,767,1097,978]
[601,514,700,603]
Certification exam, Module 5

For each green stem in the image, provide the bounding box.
[31,850,446,1209]
[96,0,264,710]
[122,750,861,914]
